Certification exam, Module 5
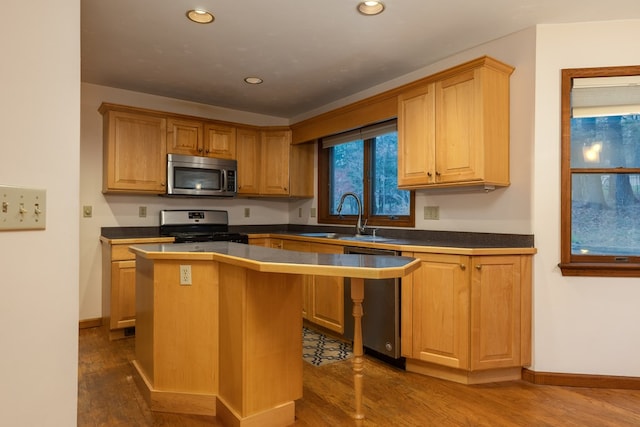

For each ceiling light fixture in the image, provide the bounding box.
[186,9,214,24]
[244,77,264,85]
[357,1,385,15]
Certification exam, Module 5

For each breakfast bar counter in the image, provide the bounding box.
[129,242,419,427]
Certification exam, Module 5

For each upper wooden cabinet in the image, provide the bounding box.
[100,103,312,197]
[166,118,236,159]
[100,105,167,194]
[401,252,532,384]
[236,128,314,197]
[166,117,203,156]
[204,123,237,159]
[398,57,514,190]
[236,127,262,195]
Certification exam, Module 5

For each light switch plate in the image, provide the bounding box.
[0,185,46,230]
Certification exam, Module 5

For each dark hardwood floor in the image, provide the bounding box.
[78,326,640,426]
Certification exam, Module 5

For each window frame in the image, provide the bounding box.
[317,125,415,229]
[560,65,640,277]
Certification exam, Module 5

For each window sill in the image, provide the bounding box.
[558,263,640,278]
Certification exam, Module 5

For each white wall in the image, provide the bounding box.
[0,0,80,425]
[532,20,640,377]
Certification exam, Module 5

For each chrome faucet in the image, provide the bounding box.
[336,192,367,236]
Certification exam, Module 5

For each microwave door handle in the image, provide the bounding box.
[221,169,227,192]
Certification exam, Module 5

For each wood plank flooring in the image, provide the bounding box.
[78,326,640,426]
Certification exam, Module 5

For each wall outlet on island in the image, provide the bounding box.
[179,265,192,285]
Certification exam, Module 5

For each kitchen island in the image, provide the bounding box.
[129,241,419,427]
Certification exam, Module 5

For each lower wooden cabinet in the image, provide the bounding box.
[101,237,172,340]
[401,252,532,384]
[253,238,345,333]
[307,242,344,334]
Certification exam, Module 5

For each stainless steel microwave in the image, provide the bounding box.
[166,153,237,197]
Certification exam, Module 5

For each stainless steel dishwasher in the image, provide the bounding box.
[343,246,404,366]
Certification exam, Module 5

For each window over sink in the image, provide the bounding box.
[317,119,415,228]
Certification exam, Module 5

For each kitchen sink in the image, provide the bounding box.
[339,235,393,242]
[298,232,340,238]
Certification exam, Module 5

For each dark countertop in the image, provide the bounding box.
[130,241,421,279]
[102,224,535,251]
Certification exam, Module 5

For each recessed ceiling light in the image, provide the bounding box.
[357,1,385,15]
[186,9,214,24]
[244,77,263,85]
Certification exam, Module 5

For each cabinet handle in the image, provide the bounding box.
[475,264,482,270]
[198,148,204,153]
[460,264,466,270]
[427,172,432,177]
[435,171,441,176]
[205,149,210,154]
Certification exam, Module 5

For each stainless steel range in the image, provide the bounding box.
[159,209,248,243]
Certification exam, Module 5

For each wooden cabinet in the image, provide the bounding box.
[204,123,236,159]
[237,128,313,197]
[397,57,513,190]
[307,243,344,333]
[100,103,311,197]
[261,129,291,195]
[236,127,262,195]
[100,105,167,194]
[277,239,344,333]
[167,118,236,159]
[402,252,532,384]
[101,237,172,340]
[166,117,204,155]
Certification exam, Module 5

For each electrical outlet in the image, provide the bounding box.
[310,207,316,218]
[424,206,440,220]
[179,265,192,285]
[138,206,147,218]
[298,207,302,218]
[244,207,250,218]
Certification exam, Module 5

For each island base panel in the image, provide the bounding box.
[406,359,523,384]
[218,264,302,424]
[216,397,295,427]
[132,360,217,416]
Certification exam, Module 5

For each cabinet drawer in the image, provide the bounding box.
[111,245,135,261]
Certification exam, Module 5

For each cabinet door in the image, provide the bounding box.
[204,123,236,159]
[434,70,483,183]
[260,130,291,195]
[308,243,344,333]
[405,253,470,369]
[110,260,136,330]
[289,143,314,197]
[470,256,522,370]
[103,110,167,193]
[167,117,204,155]
[282,240,313,320]
[397,84,436,188]
[236,127,261,195]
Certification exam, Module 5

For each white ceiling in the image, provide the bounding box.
[81,0,640,119]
